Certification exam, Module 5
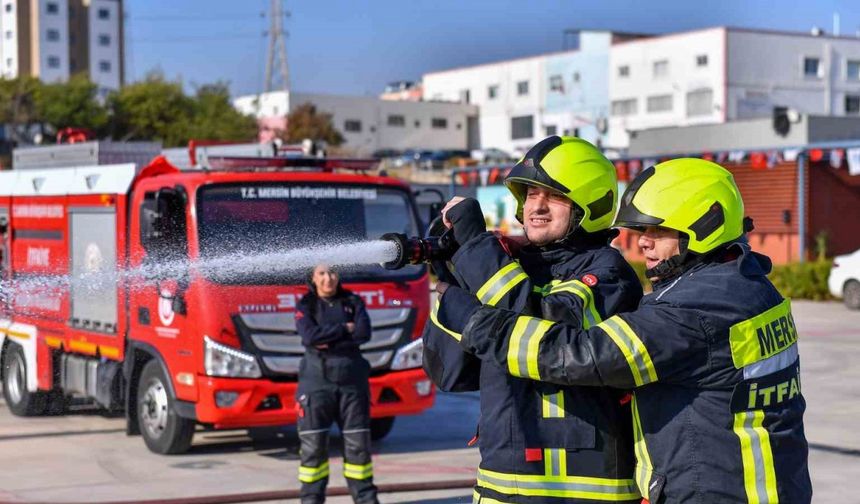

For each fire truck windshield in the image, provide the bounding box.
[196,183,425,284]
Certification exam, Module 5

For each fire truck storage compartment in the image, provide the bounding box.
[69,209,118,333]
[59,353,122,408]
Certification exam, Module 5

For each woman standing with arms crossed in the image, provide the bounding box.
[295,264,379,504]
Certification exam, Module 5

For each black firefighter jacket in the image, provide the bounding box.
[424,231,644,503]
[453,243,812,503]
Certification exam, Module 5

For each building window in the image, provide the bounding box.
[387,115,405,127]
[572,72,580,83]
[46,2,58,14]
[687,88,714,117]
[344,119,362,132]
[4,3,12,12]
[618,65,630,78]
[517,80,529,96]
[846,95,860,115]
[98,7,110,19]
[847,60,860,81]
[647,94,673,113]
[488,84,499,99]
[70,58,76,71]
[549,75,564,93]
[696,54,709,67]
[47,56,60,68]
[98,60,111,72]
[6,58,12,68]
[652,60,669,79]
[610,98,637,117]
[414,119,420,127]
[431,118,448,129]
[460,89,471,104]
[511,115,534,140]
[803,57,821,78]
[545,125,557,136]
[4,30,11,40]
[46,29,60,42]
[98,34,111,46]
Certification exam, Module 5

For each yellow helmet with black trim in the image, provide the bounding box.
[614,158,745,255]
[504,136,617,233]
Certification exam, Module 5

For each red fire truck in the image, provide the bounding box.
[0,143,434,454]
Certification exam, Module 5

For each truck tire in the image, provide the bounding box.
[844,280,860,310]
[137,360,195,454]
[370,417,396,441]
[2,343,47,416]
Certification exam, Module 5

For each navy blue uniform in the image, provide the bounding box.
[296,290,378,504]
[424,230,643,504]
[455,244,812,503]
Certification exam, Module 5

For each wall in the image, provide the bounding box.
[727,29,860,120]
[36,0,69,82]
[86,0,121,91]
[808,160,860,257]
[0,0,18,78]
[607,27,726,150]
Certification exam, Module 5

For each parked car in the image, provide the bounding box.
[471,147,512,164]
[372,148,401,160]
[828,248,860,310]
[394,149,432,167]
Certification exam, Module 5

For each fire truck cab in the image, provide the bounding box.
[0,144,434,454]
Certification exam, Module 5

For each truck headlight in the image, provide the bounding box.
[390,337,423,370]
[204,336,262,378]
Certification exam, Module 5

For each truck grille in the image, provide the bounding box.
[233,308,415,378]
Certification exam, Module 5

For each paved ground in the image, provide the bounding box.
[0,300,856,503]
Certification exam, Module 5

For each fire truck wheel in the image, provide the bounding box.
[137,360,195,454]
[370,417,396,441]
[1,343,47,416]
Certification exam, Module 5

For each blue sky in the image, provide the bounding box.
[125,0,860,98]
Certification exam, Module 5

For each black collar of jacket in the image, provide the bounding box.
[651,240,772,290]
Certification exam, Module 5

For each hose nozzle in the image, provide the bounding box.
[381,231,458,270]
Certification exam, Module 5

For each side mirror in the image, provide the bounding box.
[413,188,446,230]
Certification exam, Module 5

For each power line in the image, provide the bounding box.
[130,33,264,44]
[133,13,266,21]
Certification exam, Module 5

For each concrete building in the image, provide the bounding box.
[422,30,642,155]
[608,27,860,150]
[233,90,478,156]
[0,0,123,91]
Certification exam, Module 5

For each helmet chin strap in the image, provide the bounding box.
[644,234,690,280]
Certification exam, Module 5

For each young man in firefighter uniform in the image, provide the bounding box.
[426,136,645,503]
[437,158,813,503]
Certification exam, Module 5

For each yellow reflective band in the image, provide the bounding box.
[548,279,602,329]
[506,316,554,380]
[596,316,658,387]
[430,299,462,342]
[298,462,330,483]
[343,461,373,480]
[733,410,779,504]
[476,467,640,501]
[476,262,528,306]
[472,490,510,504]
[631,396,654,500]
[730,299,797,369]
[541,391,565,419]
[543,448,567,478]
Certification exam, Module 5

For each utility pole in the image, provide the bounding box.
[264,0,290,93]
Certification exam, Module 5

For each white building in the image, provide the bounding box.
[0,0,123,91]
[422,30,634,156]
[608,27,860,150]
[233,90,478,155]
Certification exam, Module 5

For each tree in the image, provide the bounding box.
[106,72,194,147]
[35,74,109,133]
[0,77,41,142]
[284,103,344,146]
[188,83,258,142]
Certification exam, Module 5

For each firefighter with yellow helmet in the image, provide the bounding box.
[437,158,813,503]
[426,136,644,503]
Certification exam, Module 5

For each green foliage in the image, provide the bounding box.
[284,102,344,146]
[106,73,195,146]
[0,74,257,147]
[768,259,833,301]
[35,74,108,132]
